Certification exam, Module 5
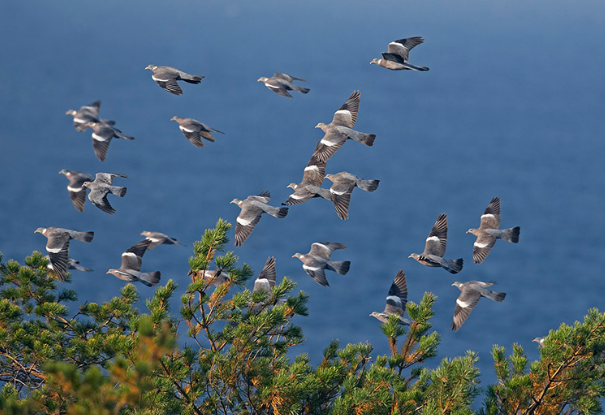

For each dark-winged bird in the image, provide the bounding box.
[58,169,94,212]
[292,242,350,287]
[170,116,224,148]
[370,270,412,325]
[88,121,134,162]
[34,227,94,281]
[253,256,277,294]
[82,173,127,215]
[257,73,310,97]
[230,191,289,247]
[467,197,520,264]
[283,156,326,206]
[140,231,184,249]
[107,239,161,287]
[312,91,376,162]
[451,280,506,331]
[65,100,114,132]
[46,256,93,273]
[145,65,204,95]
[408,213,463,274]
[370,37,429,71]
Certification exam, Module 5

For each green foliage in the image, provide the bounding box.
[2,221,605,413]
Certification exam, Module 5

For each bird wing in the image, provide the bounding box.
[472,233,496,264]
[254,256,277,292]
[152,75,183,95]
[234,204,263,247]
[302,257,329,287]
[274,73,306,82]
[264,78,292,97]
[384,270,408,315]
[451,288,482,331]
[312,130,347,162]
[283,185,317,206]
[179,125,205,148]
[301,156,326,186]
[249,190,271,203]
[386,37,424,60]
[92,133,111,162]
[308,242,346,259]
[424,213,448,257]
[331,90,360,128]
[88,187,115,215]
[68,185,88,212]
[329,188,352,220]
[479,197,501,229]
[120,239,152,271]
[81,100,101,115]
[46,235,70,281]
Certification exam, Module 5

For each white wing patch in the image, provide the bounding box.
[474,241,490,248]
[303,264,322,272]
[456,298,472,308]
[386,295,402,307]
[426,236,440,243]
[92,133,109,142]
[179,126,196,133]
[237,216,253,226]
[68,186,84,192]
[481,213,496,221]
[46,246,63,253]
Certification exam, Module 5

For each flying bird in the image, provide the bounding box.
[58,169,94,212]
[34,227,94,281]
[140,231,184,249]
[107,239,160,287]
[65,100,114,132]
[257,73,310,97]
[292,242,350,287]
[532,337,545,347]
[467,197,520,264]
[283,156,326,206]
[408,213,463,274]
[145,65,204,95]
[170,116,224,148]
[370,270,412,325]
[370,37,429,71]
[451,280,506,331]
[312,91,376,162]
[230,191,289,247]
[88,121,134,162]
[82,173,127,215]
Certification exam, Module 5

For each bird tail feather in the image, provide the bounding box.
[140,271,161,287]
[265,205,289,219]
[357,179,380,192]
[486,291,506,302]
[501,226,520,243]
[444,258,463,274]
[110,186,127,197]
[73,231,94,243]
[182,75,204,84]
[294,86,310,94]
[327,260,350,275]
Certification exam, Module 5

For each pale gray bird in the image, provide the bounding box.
[145,65,204,95]
[292,242,350,287]
[140,231,184,249]
[370,37,429,71]
[194,270,231,285]
[88,121,134,162]
[283,156,326,206]
[451,281,506,331]
[408,213,463,274]
[46,256,93,273]
[257,73,310,98]
[253,256,277,294]
[58,169,94,212]
[65,100,114,132]
[467,197,520,264]
[107,239,161,287]
[312,91,376,162]
[82,173,127,215]
[230,191,289,247]
[34,227,94,281]
[170,116,224,148]
[370,270,412,325]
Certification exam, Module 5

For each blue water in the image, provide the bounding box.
[1,0,605,398]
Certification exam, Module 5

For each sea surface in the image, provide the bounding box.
[1,0,605,400]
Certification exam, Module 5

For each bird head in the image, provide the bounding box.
[292,253,303,261]
[257,77,268,82]
[58,169,69,176]
[370,58,381,65]
[65,109,76,116]
[145,65,157,71]
[287,183,298,189]
[170,116,180,122]
[408,253,419,260]
[315,122,327,131]
[466,228,478,235]
[230,199,241,206]
[451,281,463,289]
[34,227,46,235]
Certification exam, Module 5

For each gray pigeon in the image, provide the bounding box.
[58,169,94,212]
[370,37,429,71]
[107,239,160,287]
[370,270,412,325]
[292,242,350,287]
[257,73,310,98]
[467,197,520,264]
[34,227,94,281]
[189,269,231,286]
[88,121,134,162]
[313,91,376,162]
[65,100,115,132]
[82,173,127,215]
[140,231,184,249]
[145,65,204,95]
[170,116,224,148]
[230,191,289,247]
[408,213,463,274]
[283,155,326,206]
[451,280,506,331]
[46,256,93,273]
[253,256,277,294]
[532,337,545,347]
